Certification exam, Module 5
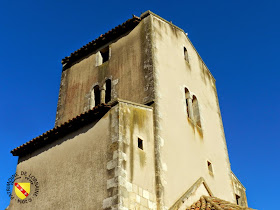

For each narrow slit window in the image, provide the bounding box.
[236,194,240,205]
[105,79,111,103]
[184,47,189,62]
[185,88,191,119]
[100,46,109,63]
[138,138,143,150]
[207,161,213,174]
[94,85,100,106]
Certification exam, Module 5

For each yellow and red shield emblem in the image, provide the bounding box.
[14,183,30,200]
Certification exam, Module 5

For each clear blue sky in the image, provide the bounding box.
[0,0,279,209]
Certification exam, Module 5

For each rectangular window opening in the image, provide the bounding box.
[138,138,143,150]
[100,46,109,63]
[94,86,100,106]
[105,79,111,103]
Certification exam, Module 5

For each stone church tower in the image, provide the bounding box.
[9,11,251,210]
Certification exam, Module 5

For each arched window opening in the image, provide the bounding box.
[184,47,189,62]
[94,85,100,106]
[105,79,111,103]
[192,96,201,127]
[185,88,191,118]
[185,88,194,120]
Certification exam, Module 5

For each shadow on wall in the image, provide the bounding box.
[18,120,99,164]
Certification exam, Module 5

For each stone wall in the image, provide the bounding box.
[55,19,154,126]
[231,172,248,207]
[103,100,156,209]
[147,11,236,208]
[9,113,112,209]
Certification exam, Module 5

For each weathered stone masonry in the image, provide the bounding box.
[103,100,157,210]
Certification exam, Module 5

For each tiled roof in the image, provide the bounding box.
[61,15,141,68]
[11,103,112,157]
[186,196,254,210]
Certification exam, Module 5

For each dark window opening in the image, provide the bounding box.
[145,101,155,106]
[236,194,240,205]
[100,46,109,63]
[105,79,111,103]
[185,88,190,118]
[138,138,143,150]
[207,161,213,174]
[94,85,100,106]
[186,99,189,117]
[184,47,189,62]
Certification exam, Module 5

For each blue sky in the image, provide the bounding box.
[0,0,279,209]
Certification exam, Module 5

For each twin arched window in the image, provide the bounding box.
[185,87,201,127]
[90,79,111,109]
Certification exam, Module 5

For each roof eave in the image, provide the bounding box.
[11,104,112,157]
[61,16,141,69]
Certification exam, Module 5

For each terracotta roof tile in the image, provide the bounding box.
[11,103,112,157]
[61,15,141,68]
[185,196,254,210]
